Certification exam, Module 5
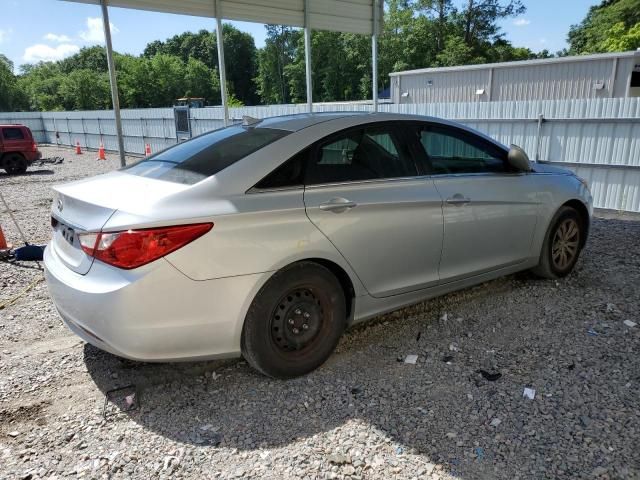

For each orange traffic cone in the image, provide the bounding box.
[145,143,152,156]
[97,142,106,160]
[0,224,10,250]
[75,141,82,155]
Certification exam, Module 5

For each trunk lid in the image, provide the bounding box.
[51,171,190,274]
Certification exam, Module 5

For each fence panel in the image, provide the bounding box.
[1,97,639,211]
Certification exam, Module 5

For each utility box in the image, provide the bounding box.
[174,106,191,141]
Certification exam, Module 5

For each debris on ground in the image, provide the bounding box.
[404,354,418,364]
[523,387,536,400]
[623,320,637,328]
[327,454,351,465]
[477,370,502,382]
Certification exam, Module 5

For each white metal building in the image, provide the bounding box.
[390,50,640,104]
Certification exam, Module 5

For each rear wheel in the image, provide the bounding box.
[241,262,346,379]
[532,206,583,279]
[3,153,27,175]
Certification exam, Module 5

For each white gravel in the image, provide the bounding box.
[1,145,639,479]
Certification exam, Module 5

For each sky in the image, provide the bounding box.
[0,0,596,72]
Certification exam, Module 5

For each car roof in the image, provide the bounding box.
[257,112,371,131]
[0,124,27,128]
[256,112,508,150]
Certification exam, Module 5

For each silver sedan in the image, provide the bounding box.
[44,113,593,378]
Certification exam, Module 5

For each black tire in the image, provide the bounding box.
[241,262,346,379]
[532,206,584,279]
[3,153,28,175]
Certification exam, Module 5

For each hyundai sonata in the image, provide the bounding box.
[45,113,592,378]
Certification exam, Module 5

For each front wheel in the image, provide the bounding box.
[241,262,346,379]
[532,206,584,279]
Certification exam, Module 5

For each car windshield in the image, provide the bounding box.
[123,126,290,185]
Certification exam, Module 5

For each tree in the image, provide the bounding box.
[436,36,481,66]
[184,57,220,101]
[58,69,111,110]
[142,25,257,104]
[59,46,108,74]
[456,0,525,47]
[16,62,65,111]
[568,0,640,54]
[599,22,640,51]
[0,55,27,111]
[254,25,301,104]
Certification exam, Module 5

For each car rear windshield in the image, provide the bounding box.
[123,126,290,185]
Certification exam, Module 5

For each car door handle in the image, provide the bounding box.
[446,194,471,206]
[319,198,358,213]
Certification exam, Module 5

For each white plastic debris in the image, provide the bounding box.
[125,394,135,407]
[404,354,418,364]
[259,451,270,460]
[448,343,459,352]
[440,312,448,322]
[623,320,637,328]
[490,418,502,427]
[211,371,221,380]
[523,387,536,400]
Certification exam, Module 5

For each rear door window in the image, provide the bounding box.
[2,128,25,140]
[306,126,417,185]
[123,126,290,185]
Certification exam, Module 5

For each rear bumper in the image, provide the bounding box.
[44,243,272,361]
[24,151,42,163]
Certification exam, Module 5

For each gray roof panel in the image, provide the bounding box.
[257,112,371,132]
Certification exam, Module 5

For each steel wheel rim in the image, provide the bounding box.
[270,288,324,353]
[551,218,580,270]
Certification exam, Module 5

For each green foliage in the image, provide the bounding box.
[142,25,257,104]
[568,0,640,54]
[0,56,28,111]
[254,25,301,104]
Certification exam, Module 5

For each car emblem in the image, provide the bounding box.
[57,198,63,212]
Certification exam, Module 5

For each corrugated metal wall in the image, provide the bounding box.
[392,55,638,103]
[392,69,490,104]
[1,97,639,212]
[493,58,615,100]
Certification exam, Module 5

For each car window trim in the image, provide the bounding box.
[305,122,420,186]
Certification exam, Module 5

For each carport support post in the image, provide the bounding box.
[100,0,126,167]
[371,0,379,112]
[304,0,313,112]
[215,0,229,127]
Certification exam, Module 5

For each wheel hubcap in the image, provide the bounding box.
[271,288,323,352]
[551,218,580,270]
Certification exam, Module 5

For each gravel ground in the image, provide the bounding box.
[1,145,639,480]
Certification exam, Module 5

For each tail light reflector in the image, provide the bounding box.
[78,223,213,269]
[31,141,38,152]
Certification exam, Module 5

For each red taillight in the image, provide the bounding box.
[78,223,213,269]
[31,141,38,152]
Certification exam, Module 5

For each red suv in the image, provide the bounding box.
[0,124,42,174]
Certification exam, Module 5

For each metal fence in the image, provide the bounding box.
[1,97,639,212]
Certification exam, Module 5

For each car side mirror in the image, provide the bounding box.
[508,144,532,172]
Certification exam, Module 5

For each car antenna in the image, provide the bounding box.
[242,115,262,127]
